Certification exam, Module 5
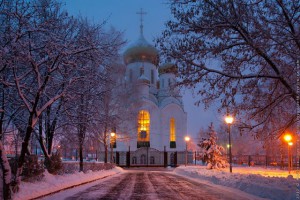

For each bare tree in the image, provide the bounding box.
[0,0,124,196]
[62,24,125,170]
[157,0,299,140]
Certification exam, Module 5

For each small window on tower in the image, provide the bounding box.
[151,69,154,84]
[129,69,133,82]
[140,67,144,76]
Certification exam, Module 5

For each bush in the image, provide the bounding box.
[22,155,44,182]
[45,152,63,175]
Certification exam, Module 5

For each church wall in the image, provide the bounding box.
[121,99,161,151]
[160,103,187,152]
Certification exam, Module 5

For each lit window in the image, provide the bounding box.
[170,118,176,142]
[138,110,150,142]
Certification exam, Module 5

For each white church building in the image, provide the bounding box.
[106,12,190,166]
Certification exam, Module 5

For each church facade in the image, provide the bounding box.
[105,14,190,166]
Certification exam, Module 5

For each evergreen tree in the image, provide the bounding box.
[198,123,227,169]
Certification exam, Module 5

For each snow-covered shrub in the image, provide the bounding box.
[45,152,63,175]
[198,123,228,169]
[22,155,44,182]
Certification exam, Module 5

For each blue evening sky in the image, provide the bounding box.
[64,0,222,140]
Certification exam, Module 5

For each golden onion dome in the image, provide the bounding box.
[124,35,159,65]
[158,63,178,74]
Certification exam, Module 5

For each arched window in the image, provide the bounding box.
[132,156,137,164]
[141,154,146,164]
[170,118,176,148]
[140,67,144,76]
[129,69,133,82]
[151,69,154,84]
[150,156,155,164]
[137,110,150,148]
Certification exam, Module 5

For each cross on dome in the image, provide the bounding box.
[136,8,147,35]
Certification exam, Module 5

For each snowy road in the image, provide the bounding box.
[41,169,263,200]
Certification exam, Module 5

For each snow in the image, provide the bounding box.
[12,165,299,200]
[13,167,124,200]
[174,165,299,200]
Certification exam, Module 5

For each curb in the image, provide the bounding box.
[31,172,121,200]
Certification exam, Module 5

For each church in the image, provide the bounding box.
[107,11,189,166]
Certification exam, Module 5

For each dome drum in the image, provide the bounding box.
[158,63,178,74]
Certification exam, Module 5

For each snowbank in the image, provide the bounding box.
[174,166,298,200]
[13,167,124,200]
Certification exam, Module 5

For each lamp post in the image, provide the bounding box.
[284,134,292,174]
[184,136,190,166]
[288,142,293,173]
[225,115,234,173]
[226,144,230,161]
[110,131,116,163]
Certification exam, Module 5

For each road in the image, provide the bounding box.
[41,168,263,200]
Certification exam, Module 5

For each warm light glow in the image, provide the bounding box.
[227,144,230,148]
[138,110,150,142]
[225,115,234,124]
[185,136,190,142]
[170,118,176,142]
[111,132,116,137]
[284,134,292,142]
[288,142,293,146]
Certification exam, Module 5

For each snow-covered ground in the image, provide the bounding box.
[13,165,299,200]
[13,167,123,200]
[174,165,299,200]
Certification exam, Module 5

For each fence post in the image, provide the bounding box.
[116,151,120,165]
[248,155,251,167]
[164,146,167,168]
[126,146,130,168]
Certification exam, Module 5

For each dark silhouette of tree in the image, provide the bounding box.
[157,0,299,140]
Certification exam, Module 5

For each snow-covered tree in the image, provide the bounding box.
[0,0,125,195]
[198,123,227,169]
[157,0,299,140]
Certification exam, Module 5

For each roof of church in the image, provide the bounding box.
[123,8,159,66]
[158,63,178,74]
[123,35,159,66]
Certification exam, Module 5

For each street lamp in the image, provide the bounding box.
[284,134,293,173]
[288,142,293,173]
[225,115,234,173]
[185,136,190,166]
[110,131,116,163]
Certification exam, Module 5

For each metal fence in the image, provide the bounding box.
[194,152,299,168]
[99,147,194,167]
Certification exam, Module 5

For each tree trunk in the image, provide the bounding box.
[79,141,83,172]
[37,120,52,169]
[0,142,12,200]
[104,126,107,163]
[12,114,34,192]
